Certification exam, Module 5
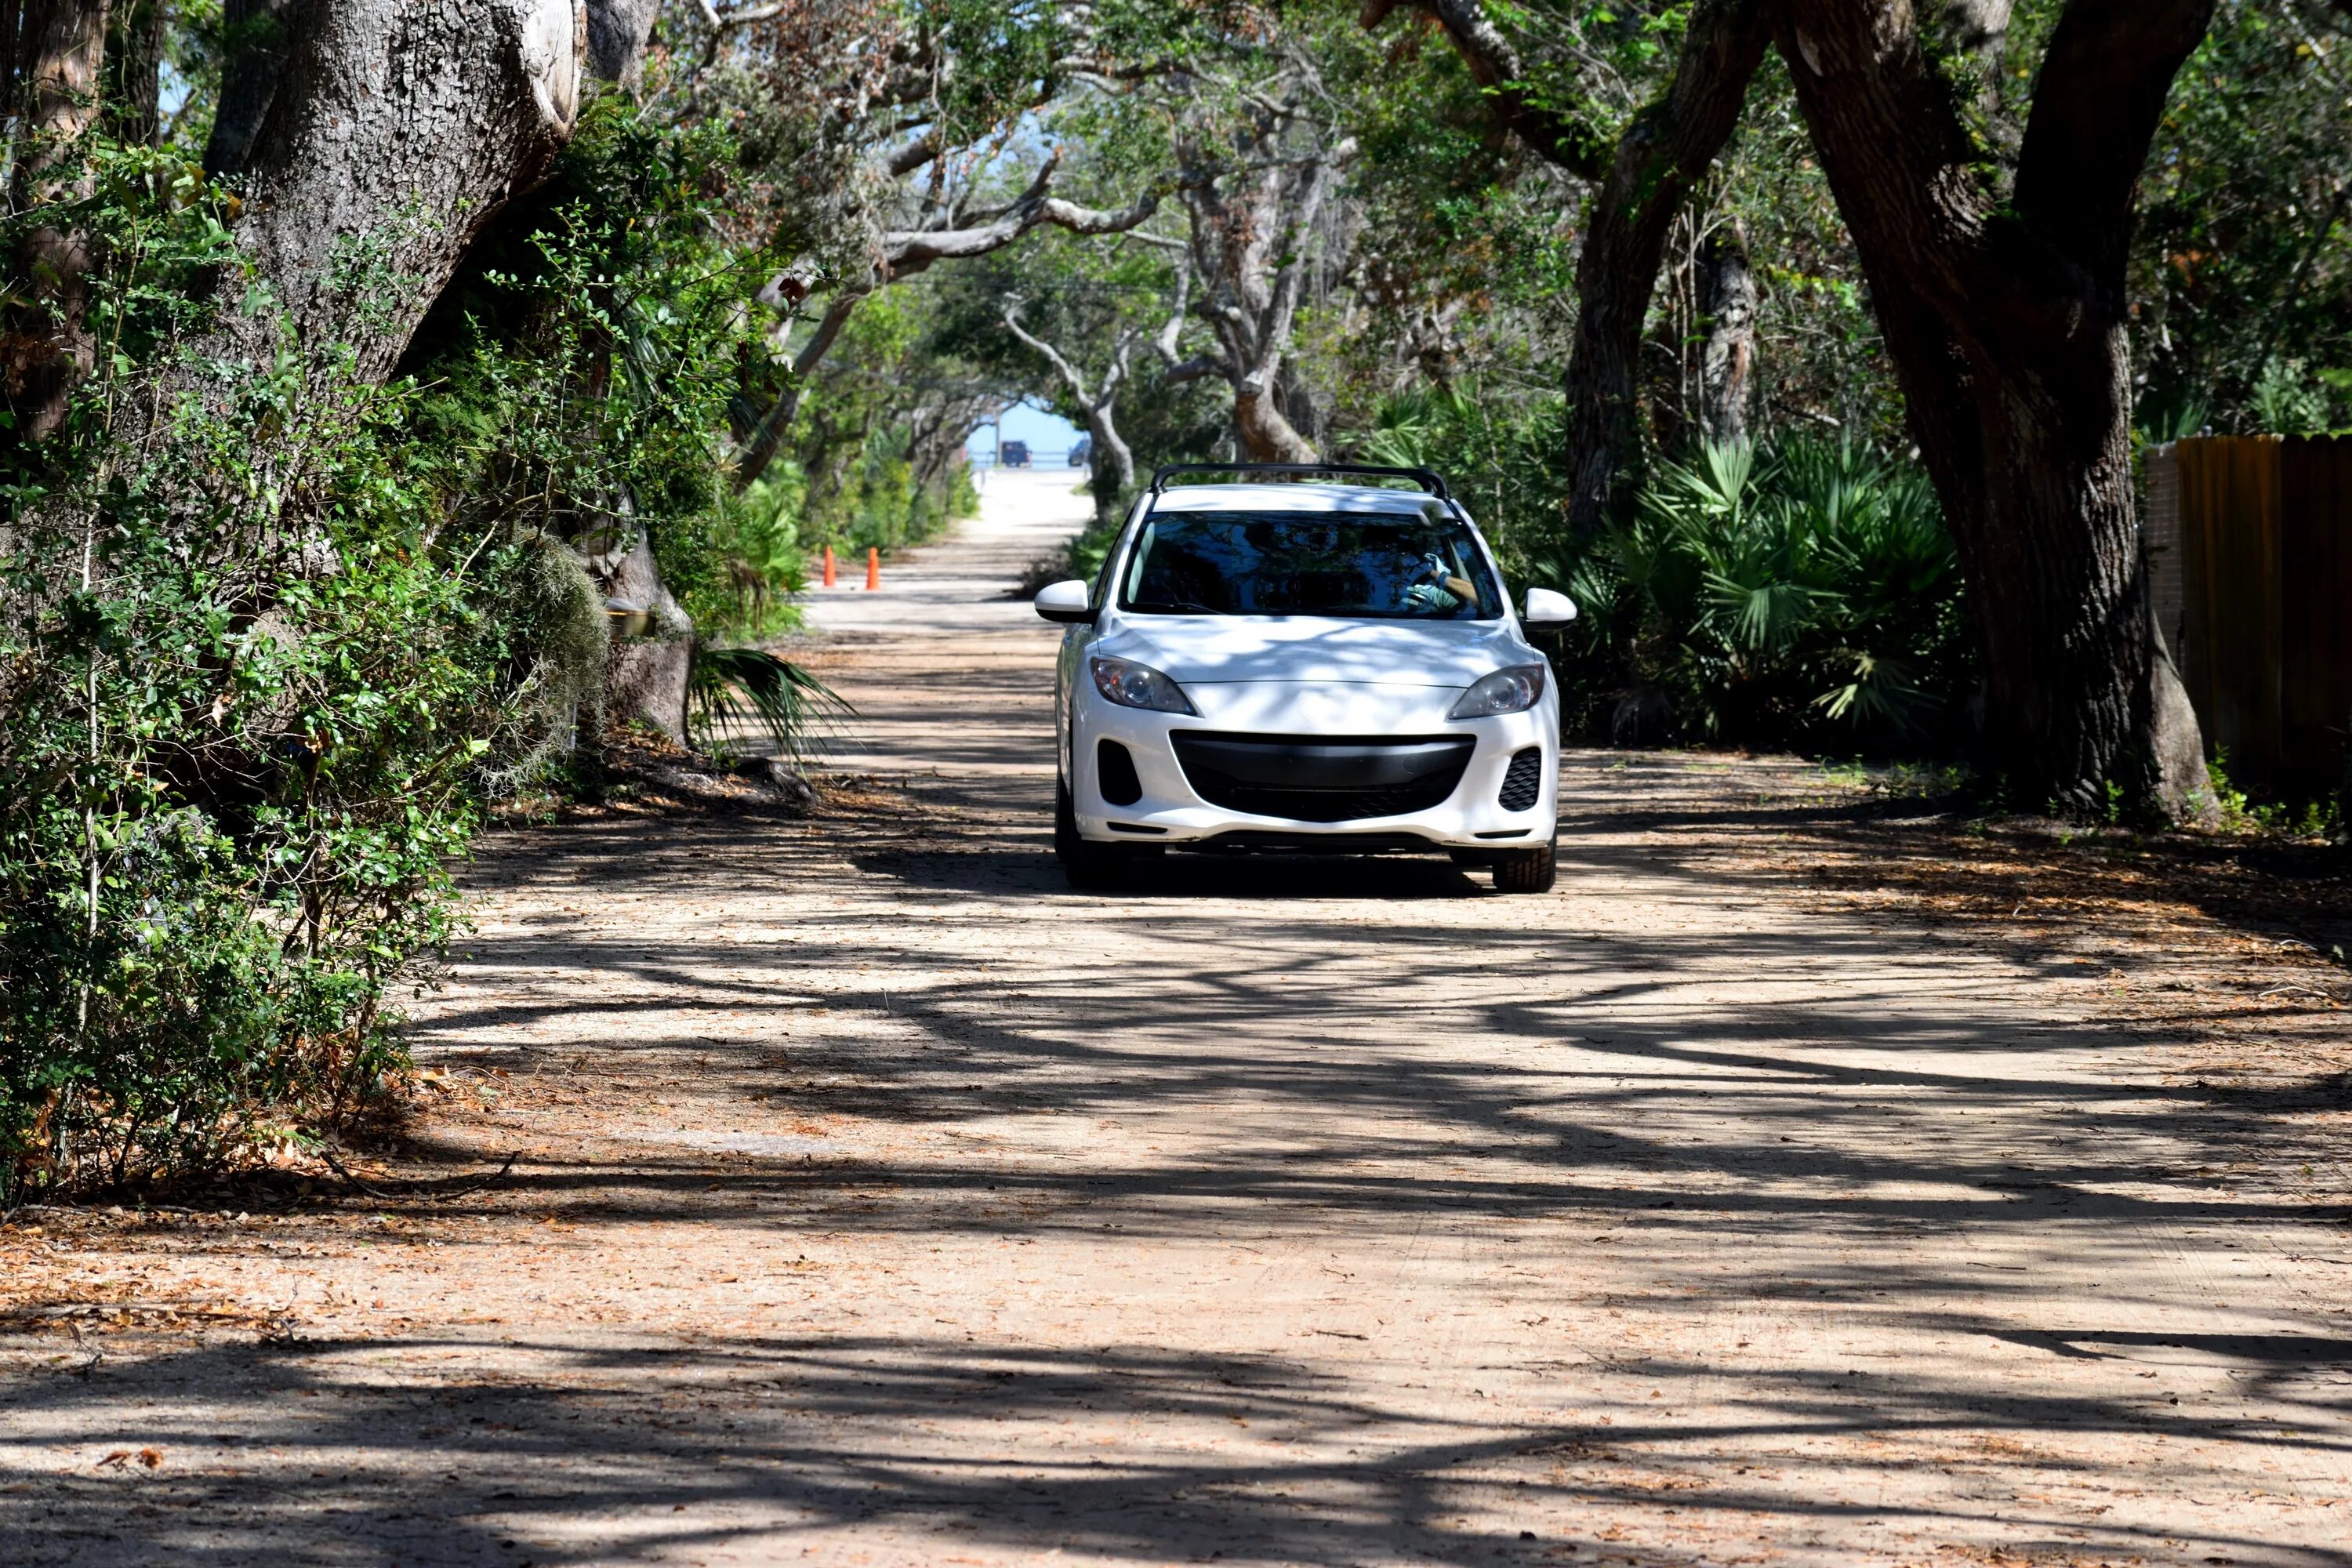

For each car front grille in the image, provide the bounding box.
[1497,746,1544,811]
[1171,731,1475,823]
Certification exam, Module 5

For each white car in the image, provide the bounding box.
[1034,463,1573,892]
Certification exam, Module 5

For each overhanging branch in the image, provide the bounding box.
[1360,0,1611,180]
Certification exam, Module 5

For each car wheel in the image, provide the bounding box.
[1055,777,1130,891]
[1490,836,1556,895]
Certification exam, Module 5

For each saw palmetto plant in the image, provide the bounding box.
[1573,436,1969,747]
[686,647,854,763]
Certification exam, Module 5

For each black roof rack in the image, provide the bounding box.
[1147,462,1450,501]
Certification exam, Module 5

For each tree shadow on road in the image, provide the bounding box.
[7,1319,2346,1567]
[12,764,2351,1565]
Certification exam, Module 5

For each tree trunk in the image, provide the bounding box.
[1560,0,1769,538]
[1174,71,1351,467]
[1000,302,1142,528]
[583,0,657,89]
[1378,0,1766,532]
[6,0,108,198]
[204,0,299,177]
[1232,387,1317,464]
[3,0,110,444]
[1697,222,1755,445]
[1772,0,2213,816]
[1084,403,1134,527]
[202,0,586,382]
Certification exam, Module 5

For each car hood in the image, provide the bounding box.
[1094,614,1530,688]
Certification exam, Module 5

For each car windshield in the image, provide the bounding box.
[1119,508,1503,619]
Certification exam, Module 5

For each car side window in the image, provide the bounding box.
[1091,501,1152,611]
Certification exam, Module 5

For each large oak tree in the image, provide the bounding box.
[1770,0,2212,814]
[4,0,663,430]
[1379,0,2216,816]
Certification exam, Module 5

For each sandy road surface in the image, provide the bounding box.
[4,468,2350,1567]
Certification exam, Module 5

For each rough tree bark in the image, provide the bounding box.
[1002,298,1137,528]
[3,0,111,443]
[1697,221,1755,445]
[201,0,590,383]
[583,0,658,88]
[203,0,299,177]
[1770,0,2212,815]
[1367,0,1770,538]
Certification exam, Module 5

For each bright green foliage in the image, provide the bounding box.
[2132,0,2352,432]
[1552,437,1970,746]
[710,470,813,637]
[788,289,985,556]
[0,102,797,1197]
[0,146,555,1199]
[1348,384,1570,577]
[405,101,775,640]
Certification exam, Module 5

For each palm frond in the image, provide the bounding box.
[687,646,852,762]
[1813,649,1939,732]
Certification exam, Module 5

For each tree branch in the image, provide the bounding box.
[731,293,864,492]
[1100,328,1139,403]
[882,162,1160,279]
[1360,0,1610,180]
[1001,298,1093,405]
[698,1,789,30]
[1560,0,1772,535]
[1154,261,1195,368]
[2013,0,2217,276]
[885,130,943,178]
[791,292,861,379]
[1245,137,1354,390]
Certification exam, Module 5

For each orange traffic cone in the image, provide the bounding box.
[865,546,880,590]
[822,544,837,587]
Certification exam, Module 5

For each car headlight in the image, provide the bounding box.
[1448,664,1547,719]
[1091,655,1197,715]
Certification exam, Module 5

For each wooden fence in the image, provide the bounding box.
[2144,435,2352,799]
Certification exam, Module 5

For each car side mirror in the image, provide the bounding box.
[1523,586,1577,626]
[1034,579,1096,625]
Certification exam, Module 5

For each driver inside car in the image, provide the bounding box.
[1402,549,1479,614]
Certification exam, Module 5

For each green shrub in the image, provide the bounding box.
[0,111,754,1200]
[0,318,521,1198]
[697,469,809,640]
[1548,437,1973,750]
[1348,383,1569,579]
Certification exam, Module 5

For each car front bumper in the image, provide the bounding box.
[1069,691,1558,849]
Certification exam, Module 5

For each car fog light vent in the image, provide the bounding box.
[1498,747,1544,811]
[1097,739,1144,806]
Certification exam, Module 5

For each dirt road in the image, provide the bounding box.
[5,468,2349,1566]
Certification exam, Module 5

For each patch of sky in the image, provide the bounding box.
[967,397,1085,466]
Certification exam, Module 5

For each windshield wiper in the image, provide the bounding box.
[1128,600,1225,614]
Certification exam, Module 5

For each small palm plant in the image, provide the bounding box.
[686,646,852,763]
[1598,435,1965,745]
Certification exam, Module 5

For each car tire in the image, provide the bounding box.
[1490,836,1556,895]
[1055,777,1130,891]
